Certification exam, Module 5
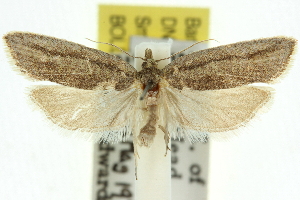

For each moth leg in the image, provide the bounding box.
[133,142,139,180]
[133,141,140,159]
[158,125,171,156]
[141,107,149,111]
[133,128,140,180]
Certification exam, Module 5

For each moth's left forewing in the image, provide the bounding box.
[163,37,297,91]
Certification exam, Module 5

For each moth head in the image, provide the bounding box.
[144,48,153,59]
[141,48,158,69]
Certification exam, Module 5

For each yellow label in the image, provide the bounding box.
[98,5,209,52]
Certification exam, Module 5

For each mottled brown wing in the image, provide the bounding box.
[163,37,296,90]
[3,32,136,90]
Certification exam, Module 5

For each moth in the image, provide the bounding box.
[3,32,296,154]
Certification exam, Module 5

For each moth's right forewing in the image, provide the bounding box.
[3,32,137,90]
[163,37,297,90]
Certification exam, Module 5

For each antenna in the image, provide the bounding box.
[155,39,219,62]
[86,38,146,60]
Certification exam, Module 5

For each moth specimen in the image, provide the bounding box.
[3,32,296,152]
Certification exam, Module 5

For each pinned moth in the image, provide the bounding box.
[3,32,296,155]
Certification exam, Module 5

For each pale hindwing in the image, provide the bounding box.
[30,85,141,143]
[159,85,272,142]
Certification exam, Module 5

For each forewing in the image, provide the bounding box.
[163,37,296,90]
[159,85,272,142]
[30,85,141,143]
[3,32,136,90]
